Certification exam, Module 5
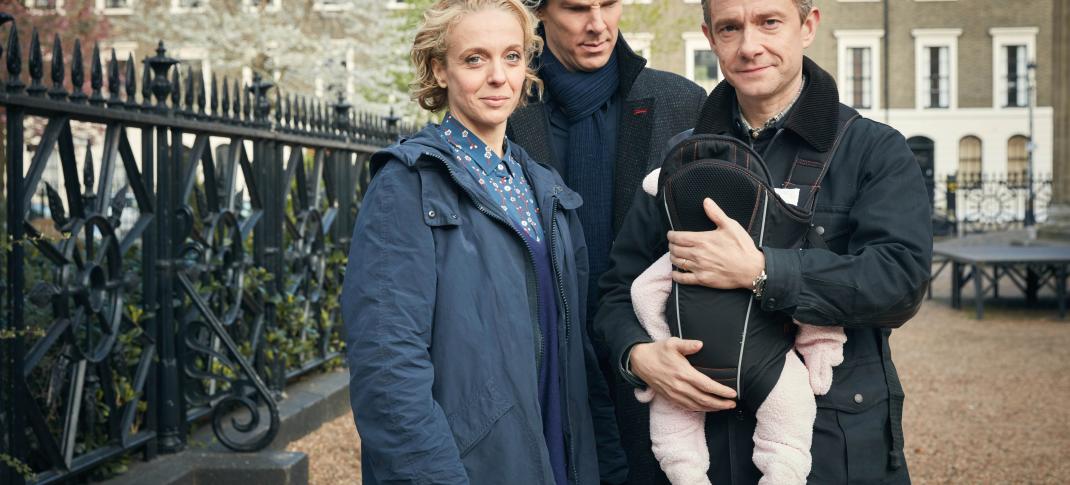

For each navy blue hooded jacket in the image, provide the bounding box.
[342,124,607,484]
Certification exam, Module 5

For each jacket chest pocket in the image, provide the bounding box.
[419,170,464,228]
[812,206,851,253]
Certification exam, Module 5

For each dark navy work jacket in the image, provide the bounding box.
[342,125,606,484]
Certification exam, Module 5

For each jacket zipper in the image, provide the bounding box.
[733,191,769,403]
[421,151,544,372]
[662,196,685,340]
[547,193,579,484]
[425,151,581,482]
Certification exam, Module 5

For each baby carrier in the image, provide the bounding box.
[656,106,859,411]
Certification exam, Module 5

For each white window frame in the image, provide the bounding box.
[25,0,64,13]
[912,28,960,110]
[834,29,883,112]
[682,31,720,93]
[171,0,207,13]
[96,0,133,15]
[173,46,212,102]
[989,27,1038,109]
[101,40,138,64]
[314,0,353,11]
[244,0,281,13]
[627,32,654,65]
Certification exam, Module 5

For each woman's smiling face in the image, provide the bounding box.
[432,8,528,143]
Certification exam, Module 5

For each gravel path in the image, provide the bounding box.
[289,267,1070,484]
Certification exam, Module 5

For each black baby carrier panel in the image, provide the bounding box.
[657,114,858,412]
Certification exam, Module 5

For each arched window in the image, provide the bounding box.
[958,136,982,182]
[1007,135,1029,185]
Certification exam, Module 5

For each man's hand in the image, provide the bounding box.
[668,198,765,290]
[629,338,737,412]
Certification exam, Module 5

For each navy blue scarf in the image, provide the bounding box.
[540,48,620,328]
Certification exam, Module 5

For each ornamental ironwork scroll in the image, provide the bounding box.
[1,23,415,484]
[933,172,1054,235]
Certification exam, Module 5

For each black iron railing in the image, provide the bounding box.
[933,171,1053,235]
[1,22,416,484]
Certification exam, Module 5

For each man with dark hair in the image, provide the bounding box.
[594,0,932,483]
[507,0,707,482]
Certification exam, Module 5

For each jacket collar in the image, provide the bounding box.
[371,124,581,210]
[530,31,647,101]
[694,56,841,152]
[613,34,647,99]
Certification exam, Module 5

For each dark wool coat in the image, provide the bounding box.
[594,57,932,484]
[508,36,708,484]
[342,126,606,484]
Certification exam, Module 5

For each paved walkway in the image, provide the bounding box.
[290,254,1070,484]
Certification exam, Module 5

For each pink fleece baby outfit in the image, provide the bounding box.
[631,170,847,485]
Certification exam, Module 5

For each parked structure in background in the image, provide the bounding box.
[619,0,1061,230]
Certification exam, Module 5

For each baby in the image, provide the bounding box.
[631,169,847,485]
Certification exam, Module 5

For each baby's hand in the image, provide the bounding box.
[795,322,846,396]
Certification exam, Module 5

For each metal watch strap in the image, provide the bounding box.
[751,270,768,299]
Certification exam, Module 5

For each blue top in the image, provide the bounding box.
[439,113,545,243]
[438,114,567,484]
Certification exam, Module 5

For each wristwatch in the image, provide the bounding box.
[751,270,768,300]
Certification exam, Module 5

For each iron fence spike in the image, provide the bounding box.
[211,73,219,116]
[243,83,251,121]
[232,80,240,121]
[69,38,87,102]
[185,66,195,112]
[285,93,292,127]
[49,33,67,99]
[45,182,69,229]
[124,53,136,107]
[28,28,45,95]
[171,67,180,109]
[107,48,120,102]
[140,57,151,108]
[198,68,206,115]
[90,42,104,104]
[5,22,23,92]
[221,76,230,118]
[83,142,95,194]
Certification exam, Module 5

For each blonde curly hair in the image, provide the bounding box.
[411,0,544,112]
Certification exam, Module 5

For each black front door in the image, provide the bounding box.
[907,136,936,209]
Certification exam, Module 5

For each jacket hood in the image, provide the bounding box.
[369,123,449,177]
[369,122,583,209]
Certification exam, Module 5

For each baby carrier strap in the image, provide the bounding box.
[783,104,860,212]
[784,105,859,251]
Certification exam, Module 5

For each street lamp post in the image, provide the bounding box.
[1025,60,1038,237]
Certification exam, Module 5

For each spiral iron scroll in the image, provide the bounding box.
[177,137,278,452]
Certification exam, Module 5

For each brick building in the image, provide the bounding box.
[620,0,1058,184]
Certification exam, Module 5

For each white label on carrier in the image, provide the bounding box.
[774,187,800,206]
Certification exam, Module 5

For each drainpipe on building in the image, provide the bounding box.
[1039,0,1070,240]
[882,0,890,124]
